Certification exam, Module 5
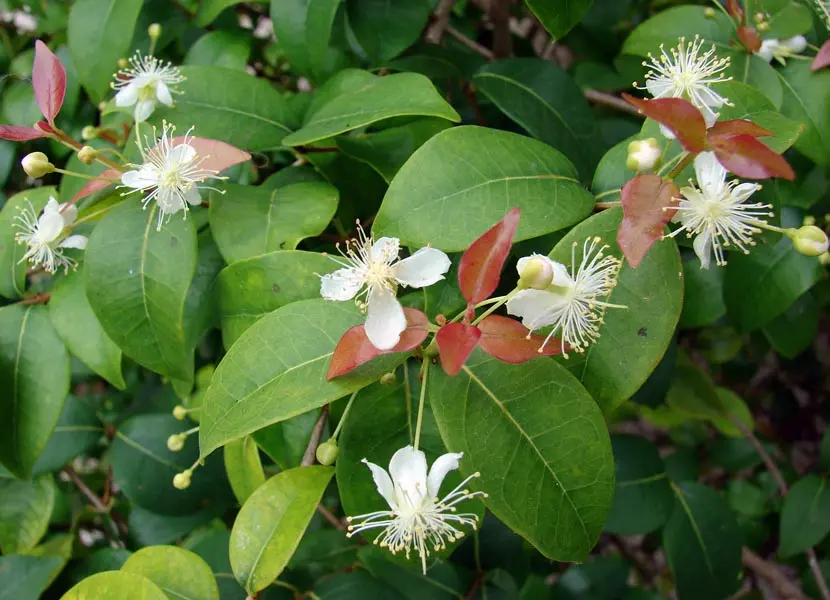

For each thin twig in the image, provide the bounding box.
[742,548,807,600]
[300,407,329,467]
[446,25,495,60]
[63,467,125,547]
[425,0,456,44]
[17,292,50,306]
[584,88,643,117]
[317,504,345,531]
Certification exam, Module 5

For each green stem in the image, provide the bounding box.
[331,390,359,441]
[471,288,519,326]
[666,152,694,180]
[450,296,503,323]
[413,361,430,451]
[52,168,115,181]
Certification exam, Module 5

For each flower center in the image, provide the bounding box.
[364,259,395,290]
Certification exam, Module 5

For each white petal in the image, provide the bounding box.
[427,452,463,499]
[114,82,140,107]
[646,77,674,99]
[784,35,807,53]
[319,268,364,301]
[169,143,197,165]
[121,167,158,190]
[156,80,174,106]
[156,188,184,214]
[361,459,397,510]
[506,289,559,330]
[393,247,451,288]
[548,260,573,288]
[388,446,428,506]
[184,187,202,206]
[43,197,60,215]
[134,98,156,122]
[59,235,88,250]
[370,237,400,265]
[693,232,713,269]
[658,124,677,140]
[34,212,65,243]
[694,152,726,197]
[732,183,761,203]
[364,286,406,350]
[756,40,776,62]
[59,203,78,226]
[699,103,719,128]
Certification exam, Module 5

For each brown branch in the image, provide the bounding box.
[317,504,346,531]
[425,0,456,44]
[446,25,495,60]
[18,292,50,306]
[584,88,643,117]
[63,467,125,547]
[301,407,329,467]
[489,0,512,59]
[742,548,807,600]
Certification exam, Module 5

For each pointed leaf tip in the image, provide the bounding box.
[33,40,66,125]
[171,136,251,173]
[458,208,520,305]
[478,314,562,363]
[619,175,679,268]
[709,134,795,181]
[436,322,482,375]
[622,95,706,153]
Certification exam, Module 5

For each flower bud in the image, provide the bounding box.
[21,152,55,178]
[754,12,765,24]
[78,146,98,165]
[81,126,98,140]
[148,23,162,40]
[820,252,830,266]
[380,372,396,386]
[117,57,129,69]
[757,21,770,32]
[704,7,716,17]
[167,433,185,452]
[791,225,830,257]
[517,255,554,290]
[173,405,187,421]
[316,439,339,465]
[803,215,816,226]
[626,138,662,172]
[172,470,192,490]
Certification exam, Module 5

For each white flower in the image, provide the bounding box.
[347,446,486,573]
[112,52,184,122]
[667,152,770,269]
[320,225,450,350]
[120,121,224,231]
[639,36,732,128]
[756,35,808,64]
[506,239,623,356]
[14,197,87,274]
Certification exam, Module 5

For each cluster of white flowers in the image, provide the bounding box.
[14,197,87,274]
[112,52,184,122]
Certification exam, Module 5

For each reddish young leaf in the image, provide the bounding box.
[710,134,795,181]
[326,308,428,380]
[477,315,562,363]
[0,124,48,141]
[171,136,251,172]
[72,169,121,203]
[727,0,744,20]
[458,208,520,306]
[435,323,482,376]
[708,120,772,139]
[813,41,830,71]
[32,40,66,126]
[737,25,761,53]
[618,174,680,268]
[622,94,707,153]
[34,121,56,135]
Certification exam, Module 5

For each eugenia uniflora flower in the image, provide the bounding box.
[667,152,769,269]
[347,446,486,574]
[638,36,732,127]
[112,51,184,122]
[756,35,808,64]
[320,225,450,350]
[14,196,87,274]
[506,239,624,357]
[120,121,224,231]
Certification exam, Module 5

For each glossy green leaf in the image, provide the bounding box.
[590,137,635,204]
[314,570,400,599]
[763,292,819,358]
[747,0,815,38]
[0,475,55,554]
[717,81,802,154]
[777,62,830,166]
[184,31,251,70]
[199,299,409,458]
[68,0,142,102]
[127,506,223,548]
[209,182,338,264]
[217,250,335,348]
[49,266,125,389]
[121,545,219,600]
[271,0,342,77]
[32,395,102,475]
[526,0,595,39]
[346,0,433,63]
[61,571,168,600]
[429,351,614,561]
[0,305,70,478]
[605,436,673,535]
[663,482,742,600]
[374,126,594,251]
[779,475,830,557]
[0,188,55,299]
[550,207,683,413]
[85,201,197,381]
[224,436,266,505]
[679,257,725,329]
[283,72,459,146]
[474,58,600,180]
[359,546,466,599]
[0,555,65,600]
[197,0,266,26]
[229,466,334,593]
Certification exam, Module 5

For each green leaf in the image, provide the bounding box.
[779,475,830,557]
[209,182,338,264]
[474,58,600,180]
[0,188,55,299]
[359,546,466,599]
[199,299,409,459]
[0,475,55,554]
[128,506,223,548]
[282,72,460,146]
[346,0,434,63]
[0,305,70,478]
[747,0,814,38]
[723,237,821,333]
[217,250,335,348]
[314,570,400,599]
[184,31,252,70]
[604,435,673,535]
[717,81,803,154]
[550,207,683,413]
[0,555,65,600]
[679,257,725,329]
[429,351,614,561]
[763,291,818,359]
[85,201,197,380]
[254,410,321,470]
[224,436,266,505]
[32,395,103,475]
[374,126,594,252]
[663,482,742,600]
[777,62,830,166]
[68,0,142,102]
[61,571,168,600]
[110,414,231,516]
[152,66,291,151]
[526,0,595,39]
[229,466,334,593]
[49,266,125,389]
[710,387,754,438]
[665,356,723,421]
[121,545,219,600]
[591,137,635,204]
[196,0,267,26]
[271,0,342,77]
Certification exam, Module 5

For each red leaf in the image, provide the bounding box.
[35,121,56,134]
[709,134,795,181]
[737,26,762,53]
[326,308,428,380]
[435,323,482,376]
[458,208,520,305]
[170,136,251,172]
[0,124,48,141]
[622,94,707,153]
[813,41,830,71]
[618,174,680,268]
[32,40,66,126]
[477,315,562,363]
[727,0,744,20]
[72,169,121,203]
[708,120,772,139]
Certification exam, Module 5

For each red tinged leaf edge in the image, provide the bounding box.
[326,308,429,380]
[457,208,521,306]
[0,124,49,142]
[622,94,707,153]
[709,134,796,181]
[618,174,680,268]
[708,120,772,139]
[737,25,762,53]
[477,315,563,363]
[72,169,121,203]
[435,322,482,376]
[813,40,830,71]
[32,40,66,126]
[170,136,251,173]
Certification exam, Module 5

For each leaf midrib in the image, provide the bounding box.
[672,484,715,578]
